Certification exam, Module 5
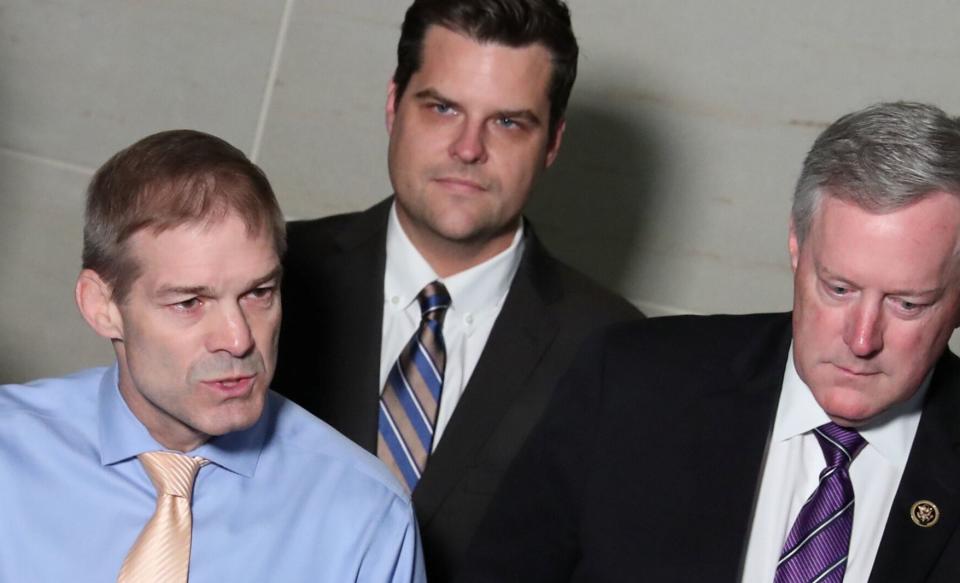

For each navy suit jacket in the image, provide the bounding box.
[459,313,960,582]
[273,198,642,581]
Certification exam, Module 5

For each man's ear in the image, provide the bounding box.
[75,270,124,340]
[545,118,566,168]
[386,79,399,134]
[788,219,801,274]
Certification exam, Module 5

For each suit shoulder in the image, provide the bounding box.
[286,211,363,252]
[553,259,643,321]
[600,312,792,366]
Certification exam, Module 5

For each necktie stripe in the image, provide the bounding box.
[810,557,846,583]
[379,392,430,463]
[818,466,838,483]
[396,356,439,420]
[782,469,853,546]
[419,319,446,368]
[412,342,443,395]
[378,407,423,485]
[778,499,854,563]
[416,332,444,381]
[774,423,865,583]
[391,365,435,440]
[377,281,451,491]
[813,428,851,462]
[377,420,421,488]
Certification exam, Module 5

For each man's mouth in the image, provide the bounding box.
[433,176,487,192]
[833,363,881,377]
[201,373,257,395]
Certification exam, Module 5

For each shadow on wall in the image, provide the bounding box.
[526,100,665,302]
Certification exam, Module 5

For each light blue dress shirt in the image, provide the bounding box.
[0,366,426,582]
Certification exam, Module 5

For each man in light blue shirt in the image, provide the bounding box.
[0,129,425,582]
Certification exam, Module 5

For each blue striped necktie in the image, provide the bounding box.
[377,281,451,491]
[774,422,866,583]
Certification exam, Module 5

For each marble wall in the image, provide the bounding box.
[3,0,960,381]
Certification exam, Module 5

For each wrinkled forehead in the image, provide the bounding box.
[123,213,280,290]
[805,193,960,284]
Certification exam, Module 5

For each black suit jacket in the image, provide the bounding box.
[459,313,960,582]
[273,198,642,581]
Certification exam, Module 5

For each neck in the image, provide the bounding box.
[399,217,521,279]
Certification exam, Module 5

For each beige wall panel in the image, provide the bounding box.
[546,0,960,315]
[0,152,111,382]
[0,0,286,166]
[6,0,960,376]
[258,1,406,220]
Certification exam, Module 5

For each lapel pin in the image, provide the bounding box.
[910,500,939,527]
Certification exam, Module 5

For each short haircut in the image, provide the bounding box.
[393,0,578,139]
[793,101,960,243]
[82,129,285,303]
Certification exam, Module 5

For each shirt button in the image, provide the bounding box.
[464,313,474,325]
[391,296,400,305]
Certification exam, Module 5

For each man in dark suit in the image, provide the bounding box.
[272,0,641,580]
[460,101,960,582]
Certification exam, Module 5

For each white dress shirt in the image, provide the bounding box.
[380,203,525,449]
[740,345,929,582]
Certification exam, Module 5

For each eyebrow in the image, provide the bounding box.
[155,265,283,298]
[414,88,456,106]
[413,88,543,127]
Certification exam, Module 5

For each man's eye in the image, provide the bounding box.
[433,103,453,115]
[896,299,922,312]
[248,286,275,301]
[497,116,517,128]
[172,298,201,312]
[830,285,849,296]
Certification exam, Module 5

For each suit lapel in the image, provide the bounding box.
[321,199,391,451]
[869,351,960,583]
[687,317,792,579]
[413,230,561,522]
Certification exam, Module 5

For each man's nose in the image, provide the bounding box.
[449,120,487,164]
[206,304,255,357]
[843,301,884,357]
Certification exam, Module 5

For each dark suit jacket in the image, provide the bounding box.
[458,313,960,582]
[273,198,642,581]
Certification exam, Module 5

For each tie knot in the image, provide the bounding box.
[138,451,207,499]
[417,281,451,323]
[813,422,866,469]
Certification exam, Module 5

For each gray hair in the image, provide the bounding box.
[792,102,960,243]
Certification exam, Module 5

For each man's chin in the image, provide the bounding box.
[204,399,266,437]
[813,387,878,427]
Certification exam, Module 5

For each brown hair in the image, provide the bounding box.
[82,129,285,302]
[393,0,578,140]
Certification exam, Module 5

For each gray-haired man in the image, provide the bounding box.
[461,102,960,582]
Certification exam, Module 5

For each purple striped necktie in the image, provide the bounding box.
[377,281,451,491]
[774,422,866,583]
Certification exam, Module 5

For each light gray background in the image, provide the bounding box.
[3,0,960,382]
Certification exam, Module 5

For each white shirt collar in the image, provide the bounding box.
[384,201,525,315]
[774,343,929,469]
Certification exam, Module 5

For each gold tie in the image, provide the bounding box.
[118,451,208,583]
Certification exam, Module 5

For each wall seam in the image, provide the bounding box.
[0,147,95,176]
[250,0,297,162]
